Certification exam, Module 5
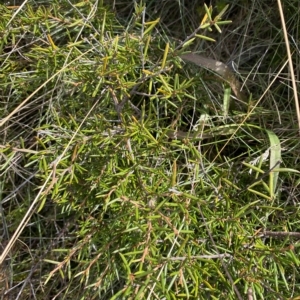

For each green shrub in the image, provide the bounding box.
[1,1,300,299]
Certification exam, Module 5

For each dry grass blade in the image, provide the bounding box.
[277,0,300,133]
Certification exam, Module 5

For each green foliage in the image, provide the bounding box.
[1,0,300,299]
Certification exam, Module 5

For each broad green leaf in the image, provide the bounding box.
[266,130,281,198]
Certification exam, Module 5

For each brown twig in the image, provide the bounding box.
[263,231,300,238]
